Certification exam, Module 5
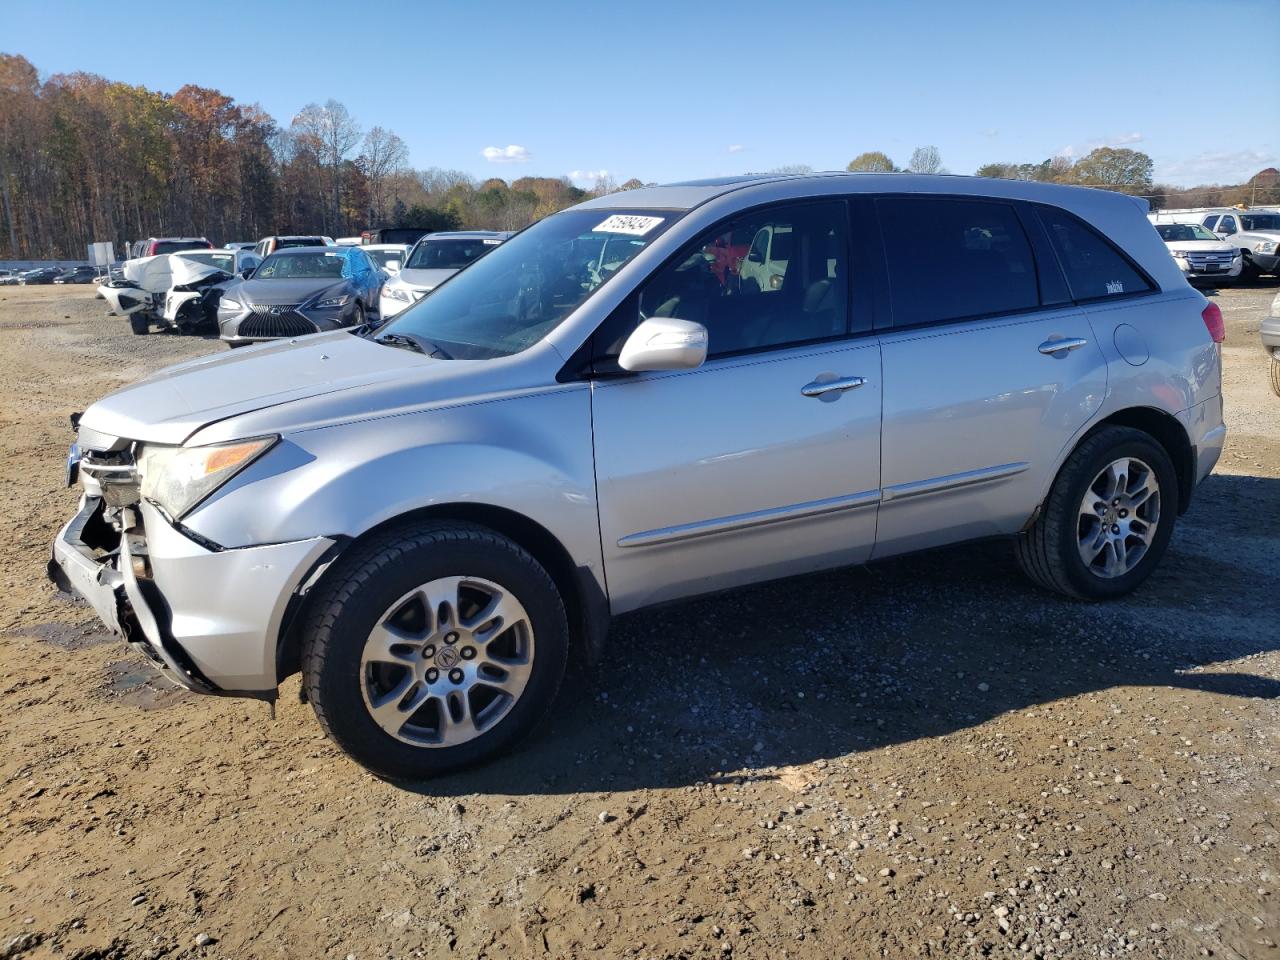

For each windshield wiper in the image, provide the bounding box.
[374,331,454,359]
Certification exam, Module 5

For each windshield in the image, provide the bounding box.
[406,238,501,271]
[366,248,405,269]
[381,209,678,359]
[180,251,236,272]
[1156,223,1218,242]
[1241,214,1280,232]
[256,250,346,280]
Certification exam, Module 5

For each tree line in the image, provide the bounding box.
[846,144,1279,209]
[0,53,625,259]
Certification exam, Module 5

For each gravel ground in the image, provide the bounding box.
[0,282,1277,960]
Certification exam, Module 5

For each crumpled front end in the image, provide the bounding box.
[48,427,334,696]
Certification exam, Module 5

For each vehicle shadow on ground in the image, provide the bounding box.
[406,472,1280,797]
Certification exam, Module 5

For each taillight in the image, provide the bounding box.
[1201,301,1225,344]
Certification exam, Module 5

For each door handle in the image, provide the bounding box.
[801,375,866,398]
[1037,336,1089,356]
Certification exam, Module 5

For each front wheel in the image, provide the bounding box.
[1270,356,1280,398]
[301,522,569,779]
[1015,426,1178,600]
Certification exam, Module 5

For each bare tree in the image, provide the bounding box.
[907,145,943,175]
[292,100,361,233]
[361,126,408,226]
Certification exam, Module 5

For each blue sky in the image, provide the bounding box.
[6,0,1278,189]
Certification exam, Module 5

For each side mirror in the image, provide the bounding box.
[746,250,764,263]
[385,260,401,273]
[240,266,255,279]
[618,317,708,372]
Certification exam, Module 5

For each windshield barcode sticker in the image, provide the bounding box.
[483,238,501,245]
[593,214,664,236]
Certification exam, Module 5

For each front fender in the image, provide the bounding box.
[181,386,604,593]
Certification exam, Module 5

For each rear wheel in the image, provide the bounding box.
[1270,356,1280,398]
[1015,426,1177,600]
[128,313,149,335]
[301,521,569,779]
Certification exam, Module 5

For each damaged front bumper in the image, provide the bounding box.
[49,495,334,697]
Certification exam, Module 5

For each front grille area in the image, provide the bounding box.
[239,304,316,338]
[1186,251,1236,271]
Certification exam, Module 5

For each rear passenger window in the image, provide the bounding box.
[1037,206,1153,301]
[878,197,1039,327]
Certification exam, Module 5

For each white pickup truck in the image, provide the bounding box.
[1200,209,1280,279]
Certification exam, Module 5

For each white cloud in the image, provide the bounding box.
[727,144,746,153]
[482,144,531,164]
[1156,149,1278,187]
[568,169,610,184]
[1057,132,1144,158]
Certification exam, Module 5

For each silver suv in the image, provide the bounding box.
[49,174,1226,778]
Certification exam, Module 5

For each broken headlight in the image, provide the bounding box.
[138,437,276,519]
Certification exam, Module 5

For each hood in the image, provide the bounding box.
[121,255,176,293]
[1164,239,1236,253]
[78,331,442,445]
[397,267,457,290]
[236,277,347,306]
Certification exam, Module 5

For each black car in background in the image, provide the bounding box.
[54,265,99,284]
[20,266,62,285]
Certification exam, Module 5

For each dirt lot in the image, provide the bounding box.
[0,282,1277,960]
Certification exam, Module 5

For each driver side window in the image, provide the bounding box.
[635,201,850,359]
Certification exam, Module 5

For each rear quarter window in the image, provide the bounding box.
[1036,207,1153,301]
[878,197,1040,327]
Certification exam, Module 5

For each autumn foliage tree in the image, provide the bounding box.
[0,53,600,258]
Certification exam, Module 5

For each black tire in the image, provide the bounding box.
[351,302,366,328]
[128,313,149,335]
[1241,255,1262,283]
[301,521,569,779]
[1270,357,1280,399]
[1015,425,1178,600]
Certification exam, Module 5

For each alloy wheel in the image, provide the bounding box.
[359,575,535,747]
[1076,456,1161,579]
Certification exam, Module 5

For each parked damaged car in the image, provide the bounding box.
[48,174,1225,778]
[160,251,261,335]
[99,252,255,335]
[217,246,381,346]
